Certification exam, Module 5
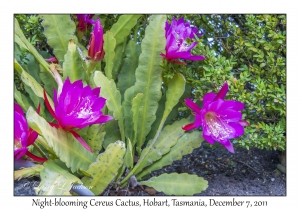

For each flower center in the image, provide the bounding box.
[178,41,188,52]
[173,31,189,52]
[77,98,92,118]
[205,112,233,141]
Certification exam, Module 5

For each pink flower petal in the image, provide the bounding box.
[90,97,106,112]
[53,88,58,107]
[203,133,215,144]
[203,92,216,105]
[219,109,242,122]
[58,78,71,106]
[45,57,58,63]
[214,82,228,100]
[239,120,250,126]
[14,111,28,146]
[225,100,245,111]
[185,42,198,52]
[92,87,100,97]
[14,103,24,115]
[221,140,235,153]
[162,18,205,63]
[184,55,206,61]
[184,98,201,114]
[194,114,202,127]
[228,122,245,138]
[27,130,38,146]
[64,86,82,114]
[208,99,223,112]
[90,114,114,125]
[14,148,28,160]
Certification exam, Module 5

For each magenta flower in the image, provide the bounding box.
[46,56,58,64]
[76,14,95,32]
[44,78,113,152]
[88,18,105,63]
[160,17,205,64]
[182,82,249,153]
[14,103,47,162]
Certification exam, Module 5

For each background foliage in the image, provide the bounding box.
[186,14,286,151]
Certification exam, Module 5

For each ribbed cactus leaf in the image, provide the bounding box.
[89,124,105,154]
[117,40,141,98]
[103,31,116,80]
[15,19,56,97]
[38,51,58,98]
[164,73,186,117]
[40,14,78,63]
[20,81,53,122]
[35,160,82,195]
[22,53,41,83]
[134,119,188,175]
[14,165,44,181]
[133,15,166,155]
[94,71,125,141]
[132,93,144,146]
[112,42,126,81]
[122,86,135,142]
[25,50,57,97]
[80,124,105,154]
[14,84,33,112]
[19,52,57,109]
[128,74,186,176]
[14,30,28,51]
[22,85,42,112]
[26,107,97,173]
[136,131,203,179]
[124,138,134,169]
[146,89,166,141]
[102,119,121,149]
[81,141,126,195]
[14,59,54,109]
[63,39,85,82]
[147,73,186,141]
[140,173,208,195]
[164,83,193,127]
[110,15,141,45]
[14,18,49,71]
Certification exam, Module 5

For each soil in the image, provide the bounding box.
[14,143,286,196]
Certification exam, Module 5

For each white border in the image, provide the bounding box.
[1,0,297,209]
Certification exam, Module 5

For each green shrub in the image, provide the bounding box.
[178,14,286,151]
